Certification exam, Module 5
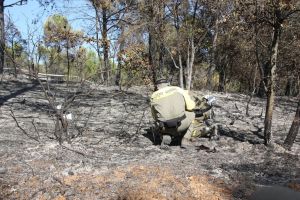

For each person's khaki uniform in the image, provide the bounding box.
[150,86,196,142]
[151,86,217,147]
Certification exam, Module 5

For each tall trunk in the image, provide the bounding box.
[185,42,190,89]
[264,87,275,145]
[66,42,70,85]
[148,2,161,89]
[94,5,104,82]
[102,7,110,85]
[158,2,164,73]
[207,19,219,90]
[11,39,17,78]
[185,1,198,90]
[186,38,195,90]
[255,0,266,98]
[255,41,267,97]
[296,75,300,96]
[246,64,259,116]
[218,67,226,92]
[115,36,124,88]
[0,0,4,75]
[179,55,184,88]
[148,32,157,90]
[115,55,121,89]
[285,77,292,96]
[283,98,300,150]
[264,22,281,146]
[174,2,184,88]
[257,79,266,97]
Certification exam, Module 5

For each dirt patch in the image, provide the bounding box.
[5,164,232,200]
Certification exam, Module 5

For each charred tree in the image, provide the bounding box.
[283,98,300,150]
[264,19,281,145]
[102,7,110,85]
[0,0,4,75]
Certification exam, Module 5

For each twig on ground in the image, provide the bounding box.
[29,188,46,199]
[20,160,35,176]
[135,106,148,135]
[75,106,94,137]
[235,103,241,112]
[31,119,40,140]
[61,145,86,157]
[53,176,65,186]
[10,109,40,142]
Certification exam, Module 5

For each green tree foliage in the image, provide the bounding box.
[84,50,99,76]
[73,47,100,80]
[44,14,83,49]
[43,14,84,81]
[4,14,25,77]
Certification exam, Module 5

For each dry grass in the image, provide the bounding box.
[5,164,232,200]
[63,165,231,200]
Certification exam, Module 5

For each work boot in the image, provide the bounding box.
[160,135,172,150]
[161,135,172,145]
[181,138,194,149]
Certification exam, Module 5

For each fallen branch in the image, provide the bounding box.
[31,119,40,140]
[61,145,86,157]
[135,106,148,135]
[10,109,40,142]
[29,188,46,200]
[20,160,35,176]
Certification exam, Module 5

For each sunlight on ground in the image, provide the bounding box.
[7,164,232,200]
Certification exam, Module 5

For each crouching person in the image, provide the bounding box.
[150,79,196,149]
[150,79,219,148]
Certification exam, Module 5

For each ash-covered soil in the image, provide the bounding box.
[0,76,299,200]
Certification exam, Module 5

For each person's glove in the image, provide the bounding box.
[204,95,216,106]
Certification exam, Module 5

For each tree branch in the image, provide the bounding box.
[165,46,179,69]
[4,0,27,8]
[283,9,300,19]
[10,109,40,142]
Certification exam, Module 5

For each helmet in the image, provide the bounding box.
[155,78,169,85]
[155,78,170,90]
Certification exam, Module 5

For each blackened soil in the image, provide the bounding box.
[0,76,299,200]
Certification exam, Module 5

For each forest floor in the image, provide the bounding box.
[0,75,299,200]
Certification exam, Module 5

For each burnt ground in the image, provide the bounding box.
[0,75,299,200]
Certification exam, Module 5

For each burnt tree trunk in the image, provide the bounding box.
[148,1,165,89]
[179,56,183,88]
[93,4,104,82]
[11,39,17,77]
[173,1,184,88]
[186,37,195,90]
[285,78,292,96]
[257,78,266,97]
[149,31,158,90]
[185,1,198,90]
[0,0,4,75]
[66,39,70,85]
[283,98,300,150]
[115,36,124,89]
[207,18,219,90]
[264,21,281,146]
[218,67,226,92]
[102,7,110,85]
